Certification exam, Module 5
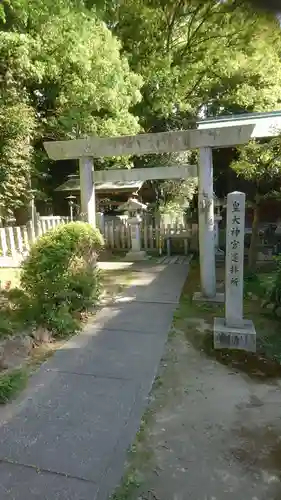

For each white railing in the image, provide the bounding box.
[1,213,277,265]
[103,220,197,252]
[0,216,198,265]
[0,216,70,264]
[38,216,70,235]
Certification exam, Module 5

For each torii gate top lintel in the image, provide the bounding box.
[44,111,281,161]
[44,125,256,161]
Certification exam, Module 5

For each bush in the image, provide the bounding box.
[266,256,281,310]
[0,288,33,336]
[43,304,81,337]
[0,369,27,404]
[20,222,104,335]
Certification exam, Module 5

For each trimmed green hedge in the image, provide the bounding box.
[20,222,104,336]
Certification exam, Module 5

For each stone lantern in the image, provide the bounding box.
[118,197,148,261]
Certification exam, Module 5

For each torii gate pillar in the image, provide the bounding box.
[195,147,218,300]
[79,157,96,227]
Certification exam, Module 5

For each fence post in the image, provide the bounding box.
[96,212,105,234]
[33,212,40,237]
[23,226,29,251]
[0,228,8,257]
[143,222,148,250]
[16,227,24,255]
[120,222,126,249]
[27,220,36,243]
[109,221,115,249]
[8,227,16,256]
[37,219,43,237]
[148,225,153,249]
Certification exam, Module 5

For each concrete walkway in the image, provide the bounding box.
[0,262,189,500]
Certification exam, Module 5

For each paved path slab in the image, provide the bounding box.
[156,255,192,265]
[0,374,137,482]
[0,261,189,500]
[0,462,98,500]
[118,263,188,304]
[44,327,168,379]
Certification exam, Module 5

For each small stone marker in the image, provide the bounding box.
[225,191,245,327]
[214,191,256,352]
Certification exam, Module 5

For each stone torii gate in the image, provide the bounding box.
[44,111,281,301]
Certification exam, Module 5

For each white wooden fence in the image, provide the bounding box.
[0,216,198,266]
[103,220,197,252]
[0,216,70,263]
[38,215,70,234]
[1,214,276,265]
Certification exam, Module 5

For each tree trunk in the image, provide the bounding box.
[14,205,30,226]
[248,202,261,273]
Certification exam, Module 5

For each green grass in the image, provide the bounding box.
[0,314,18,338]
[110,402,157,499]
[0,368,27,404]
[0,287,30,339]
[242,269,281,364]
[244,270,275,299]
[175,262,281,379]
[111,472,141,500]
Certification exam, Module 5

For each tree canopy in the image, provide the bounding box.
[1,0,281,217]
[106,0,281,130]
[0,0,142,217]
[104,0,281,212]
[231,138,281,270]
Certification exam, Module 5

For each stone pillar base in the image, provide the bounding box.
[123,250,148,262]
[214,317,256,352]
[193,292,224,303]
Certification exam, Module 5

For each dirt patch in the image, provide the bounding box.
[0,335,33,370]
[114,326,281,500]
[231,426,281,476]
[205,337,281,380]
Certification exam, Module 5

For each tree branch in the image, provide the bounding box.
[165,0,186,53]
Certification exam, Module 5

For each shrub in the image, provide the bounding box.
[0,315,15,337]
[44,304,81,337]
[266,256,281,310]
[0,288,33,336]
[20,222,104,335]
[0,369,27,404]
